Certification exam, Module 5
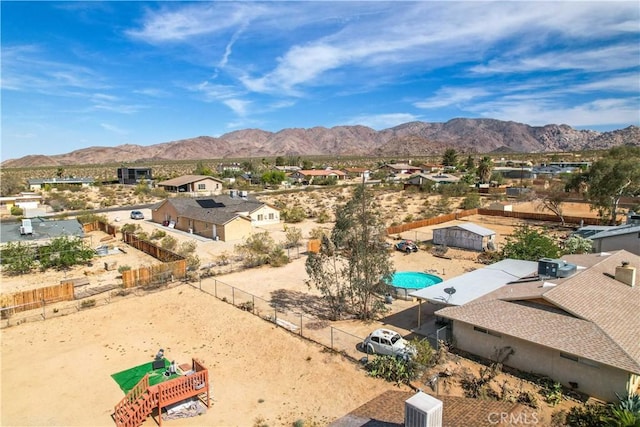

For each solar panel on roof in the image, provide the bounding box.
[196,199,225,208]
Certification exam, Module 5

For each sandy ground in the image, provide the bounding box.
[0,285,408,427]
[0,199,598,426]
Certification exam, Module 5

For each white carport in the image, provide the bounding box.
[409,259,538,327]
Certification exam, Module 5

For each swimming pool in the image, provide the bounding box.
[388,271,443,300]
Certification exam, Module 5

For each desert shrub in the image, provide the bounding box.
[281,206,306,223]
[564,403,610,426]
[308,227,329,240]
[365,355,416,386]
[37,236,95,270]
[160,235,178,251]
[460,192,481,210]
[563,235,593,254]
[80,299,96,309]
[10,206,23,216]
[284,226,302,248]
[120,223,139,234]
[177,240,197,256]
[1,241,36,274]
[76,213,109,224]
[316,210,330,223]
[118,265,132,274]
[150,229,166,240]
[409,338,435,369]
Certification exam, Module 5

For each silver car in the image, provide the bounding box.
[130,210,144,220]
[362,328,416,359]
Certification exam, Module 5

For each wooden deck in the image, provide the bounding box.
[113,359,209,427]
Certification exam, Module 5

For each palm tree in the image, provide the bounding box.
[477,156,493,184]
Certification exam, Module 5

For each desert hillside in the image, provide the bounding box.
[2,118,638,167]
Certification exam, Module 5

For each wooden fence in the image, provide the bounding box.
[122,232,184,262]
[386,207,602,235]
[121,260,187,288]
[0,282,75,315]
[83,220,117,237]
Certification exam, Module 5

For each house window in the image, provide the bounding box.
[257,214,264,221]
[473,326,501,338]
[560,352,579,362]
[198,183,206,190]
[268,213,274,220]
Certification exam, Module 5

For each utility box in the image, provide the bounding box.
[19,219,33,235]
[405,391,443,427]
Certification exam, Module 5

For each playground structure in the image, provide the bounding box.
[113,358,209,427]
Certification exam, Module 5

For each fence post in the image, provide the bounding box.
[274,307,277,325]
[232,287,235,306]
[214,280,218,298]
[199,276,202,291]
[299,313,303,336]
[331,327,334,350]
[252,295,255,315]
[42,299,46,320]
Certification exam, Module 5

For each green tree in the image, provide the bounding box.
[442,148,458,167]
[460,192,481,210]
[284,226,302,249]
[563,235,593,255]
[275,156,285,166]
[38,236,94,270]
[538,183,567,225]
[1,241,36,275]
[308,185,394,320]
[500,224,560,261]
[194,161,213,176]
[302,159,313,169]
[464,155,476,172]
[261,170,286,186]
[477,156,493,184]
[0,174,25,196]
[585,146,640,225]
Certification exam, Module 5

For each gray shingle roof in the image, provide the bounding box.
[438,299,640,373]
[156,175,223,186]
[156,195,264,225]
[588,224,640,240]
[437,250,640,374]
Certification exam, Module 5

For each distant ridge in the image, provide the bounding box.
[2,118,638,167]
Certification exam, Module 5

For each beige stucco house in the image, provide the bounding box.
[151,193,280,242]
[156,175,224,194]
[435,250,640,402]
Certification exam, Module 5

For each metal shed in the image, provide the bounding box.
[432,223,496,251]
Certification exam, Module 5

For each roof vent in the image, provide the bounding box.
[615,261,636,287]
[538,258,577,278]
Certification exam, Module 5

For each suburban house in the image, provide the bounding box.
[27,177,94,190]
[156,175,225,194]
[403,173,460,189]
[575,212,640,255]
[117,167,152,185]
[216,163,243,174]
[432,223,496,251]
[379,163,422,175]
[288,169,346,185]
[341,167,370,181]
[0,193,42,212]
[150,193,280,241]
[431,251,640,402]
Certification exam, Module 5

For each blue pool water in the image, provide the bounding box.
[390,271,443,290]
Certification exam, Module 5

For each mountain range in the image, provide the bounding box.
[3,118,638,168]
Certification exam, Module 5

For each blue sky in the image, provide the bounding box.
[2,1,639,161]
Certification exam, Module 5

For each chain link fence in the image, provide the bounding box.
[191,277,366,360]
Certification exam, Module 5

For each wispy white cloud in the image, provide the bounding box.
[133,88,170,98]
[90,93,144,114]
[223,99,250,116]
[100,123,128,134]
[346,113,421,130]
[415,88,491,110]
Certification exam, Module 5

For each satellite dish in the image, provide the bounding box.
[444,287,456,295]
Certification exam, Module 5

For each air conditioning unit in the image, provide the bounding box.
[538,258,577,278]
[404,391,442,427]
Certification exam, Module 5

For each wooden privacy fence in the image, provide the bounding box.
[122,232,184,262]
[0,282,75,315]
[83,220,117,237]
[121,260,187,288]
[386,207,602,235]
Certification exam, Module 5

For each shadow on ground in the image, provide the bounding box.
[270,288,333,318]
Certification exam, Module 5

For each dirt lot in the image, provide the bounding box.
[0,193,599,426]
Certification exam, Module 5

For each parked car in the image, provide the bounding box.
[362,328,416,359]
[395,239,418,253]
[130,210,144,220]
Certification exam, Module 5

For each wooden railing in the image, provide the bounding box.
[113,359,209,427]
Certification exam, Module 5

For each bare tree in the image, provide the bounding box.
[537,184,567,226]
